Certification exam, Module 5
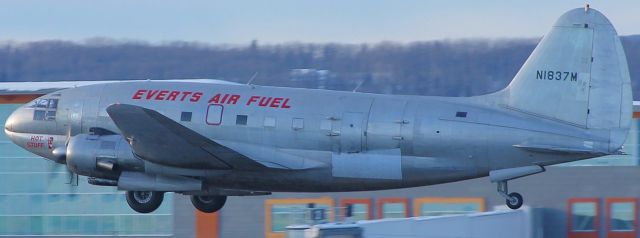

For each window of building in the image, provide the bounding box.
[377,198,409,219]
[568,198,599,238]
[292,118,304,130]
[264,116,276,127]
[413,197,485,217]
[206,104,223,125]
[265,197,334,238]
[236,115,248,125]
[340,198,372,221]
[606,198,637,237]
[180,112,192,122]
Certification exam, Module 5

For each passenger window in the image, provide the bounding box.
[236,115,248,125]
[292,118,304,130]
[264,116,276,127]
[181,112,192,122]
[206,104,223,125]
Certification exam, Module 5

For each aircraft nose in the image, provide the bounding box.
[4,109,16,133]
[4,105,34,134]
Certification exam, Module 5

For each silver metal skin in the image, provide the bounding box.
[2,8,632,202]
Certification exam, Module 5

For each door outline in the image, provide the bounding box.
[205,104,224,125]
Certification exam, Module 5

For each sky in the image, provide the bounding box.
[0,0,638,44]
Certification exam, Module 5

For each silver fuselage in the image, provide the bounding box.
[5,81,602,192]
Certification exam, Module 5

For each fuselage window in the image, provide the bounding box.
[31,98,58,121]
[181,112,192,122]
[455,111,467,118]
[264,116,276,127]
[292,118,304,130]
[236,115,248,126]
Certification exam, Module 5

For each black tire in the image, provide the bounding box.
[190,195,227,213]
[126,191,164,213]
[506,192,523,210]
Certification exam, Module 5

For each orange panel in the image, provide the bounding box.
[264,197,334,238]
[568,198,600,238]
[196,211,219,238]
[606,198,637,238]
[633,112,640,118]
[412,197,485,217]
[340,198,373,220]
[376,197,409,219]
[0,94,42,104]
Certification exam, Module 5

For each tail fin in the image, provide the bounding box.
[504,7,632,151]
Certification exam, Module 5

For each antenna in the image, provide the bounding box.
[585,3,590,12]
[352,80,365,92]
[247,72,259,85]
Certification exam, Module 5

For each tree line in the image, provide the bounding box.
[0,36,638,98]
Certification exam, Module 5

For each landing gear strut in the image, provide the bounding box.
[191,195,227,213]
[497,181,523,210]
[489,165,544,210]
[126,191,164,213]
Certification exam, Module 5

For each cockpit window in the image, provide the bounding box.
[31,98,59,121]
[48,99,58,109]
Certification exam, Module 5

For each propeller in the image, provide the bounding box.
[46,125,78,197]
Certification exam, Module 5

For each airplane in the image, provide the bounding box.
[3,6,631,214]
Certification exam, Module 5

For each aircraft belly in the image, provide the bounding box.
[331,149,402,180]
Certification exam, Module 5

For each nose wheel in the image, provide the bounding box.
[497,181,523,210]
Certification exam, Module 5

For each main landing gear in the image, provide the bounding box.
[124,191,228,214]
[126,191,164,213]
[190,195,227,213]
[489,165,545,210]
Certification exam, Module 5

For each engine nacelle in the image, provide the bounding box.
[66,134,143,179]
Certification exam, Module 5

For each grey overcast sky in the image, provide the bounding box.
[0,0,637,44]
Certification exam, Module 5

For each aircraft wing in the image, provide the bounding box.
[106,104,266,170]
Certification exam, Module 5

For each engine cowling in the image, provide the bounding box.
[66,134,143,179]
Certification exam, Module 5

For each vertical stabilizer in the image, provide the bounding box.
[504,7,632,152]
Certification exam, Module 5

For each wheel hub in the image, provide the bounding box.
[133,191,152,203]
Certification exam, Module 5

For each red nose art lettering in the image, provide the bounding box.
[47,137,54,150]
